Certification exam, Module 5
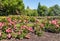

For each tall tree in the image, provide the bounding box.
[37,2,41,16]
[37,2,48,16]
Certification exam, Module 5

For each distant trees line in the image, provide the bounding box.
[37,3,60,16]
[0,0,60,16]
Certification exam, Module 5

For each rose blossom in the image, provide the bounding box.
[0,22,5,29]
[27,27,33,32]
[0,22,4,27]
[7,33,12,39]
[7,17,11,22]
[9,21,15,25]
[6,28,12,33]
[40,23,44,28]
[0,32,2,37]
[21,25,27,29]
[51,20,57,25]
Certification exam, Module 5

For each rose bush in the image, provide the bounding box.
[0,16,43,40]
[0,16,60,40]
[45,19,60,33]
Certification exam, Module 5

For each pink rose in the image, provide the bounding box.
[7,33,12,39]
[10,21,15,25]
[7,17,11,22]
[27,27,33,32]
[21,25,27,29]
[40,23,44,28]
[51,20,57,25]
[0,32,2,37]
[6,28,12,33]
[0,22,4,27]
[0,22,5,29]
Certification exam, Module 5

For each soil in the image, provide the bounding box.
[1,32,60,41]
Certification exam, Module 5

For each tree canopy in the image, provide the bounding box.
[0,0,24,16]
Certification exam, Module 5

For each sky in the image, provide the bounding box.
[23,0,60,9]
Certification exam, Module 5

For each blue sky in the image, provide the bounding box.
[23,0,60,9]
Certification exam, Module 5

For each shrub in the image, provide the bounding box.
[29,17,36,22]
[0,16,39,40]
[45,19,60,33]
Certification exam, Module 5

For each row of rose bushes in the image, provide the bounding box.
[0,16,43,40]
[0,16,60,40]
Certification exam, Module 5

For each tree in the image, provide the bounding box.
[37,2,48,16]
[25,6,38,16]
[25,6,32,16]
[40,6,48,16]
[53,4,60,16]
[32,9,38,16]
[48,4,60,16]
[48,7,55,16]
[37,2,41,16]
[0,0,25,16]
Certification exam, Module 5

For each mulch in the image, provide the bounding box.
[1,32,60,41]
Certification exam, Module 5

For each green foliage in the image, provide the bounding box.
[29,17,36,22]
[37,3,60,16]
[48,4,60,16]
[32,9,38,16]
[45,20,60,33]
[0,16,60,40]
[33,23,43,36]
[37,2,48,16]
[25,6,38,16]
[0,0,24,16]
[37,2,41,16]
